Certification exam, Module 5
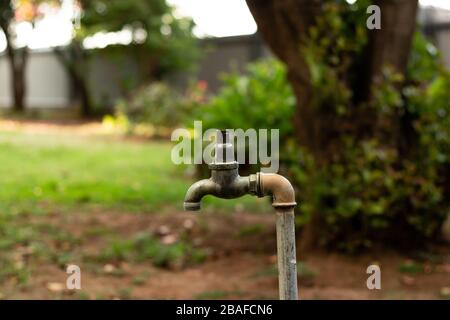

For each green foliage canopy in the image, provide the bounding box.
[78,0,199,77]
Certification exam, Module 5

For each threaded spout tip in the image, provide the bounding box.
[184,202,201,211]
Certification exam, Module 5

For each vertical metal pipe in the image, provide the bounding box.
[275,208,298,300]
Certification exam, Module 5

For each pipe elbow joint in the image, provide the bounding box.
[256,173,297,209]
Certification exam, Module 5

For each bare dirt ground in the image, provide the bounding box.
[4,210,449,300]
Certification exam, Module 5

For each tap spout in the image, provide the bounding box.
[184,178,217,211]
[184,173,250,211]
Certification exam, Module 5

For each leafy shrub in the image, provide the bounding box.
[293,24,450,252]
[195,59,295,139]
[197,33,450,252]
[192,59,296,175]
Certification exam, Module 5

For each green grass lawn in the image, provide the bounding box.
[0,130,266,215]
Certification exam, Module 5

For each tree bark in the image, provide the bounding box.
[247,0,418,150]
[246,0,323,158]
[1,24,28,112]
[358,0,419,103]
[54,44,93,118]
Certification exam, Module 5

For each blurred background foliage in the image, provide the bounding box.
[1,0,449,254]
[79,0,199,77]
[109,0,450,253]
[107,80,206,137]
[53,0,199,117]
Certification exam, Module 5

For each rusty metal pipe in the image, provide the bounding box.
[275,208,298,300]
[251,172,298,299]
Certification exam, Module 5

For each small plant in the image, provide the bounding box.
[110,81,206,137]
[0,259,30,286]
[74,291,91,300]
[252,265,278,278]
[98,239,134,262]
[134,232,207,267]
[132,273,148,286]
[238,224,265,237]
[297,262,317,280]
[116,287,133,300]
[96,232,207,269]
[195,290,230,300]
[399,260,423,274]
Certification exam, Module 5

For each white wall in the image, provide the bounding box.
[0,35,268,109]
[436,28,450,67]
[0,49,70,108]
[0,56,11,107]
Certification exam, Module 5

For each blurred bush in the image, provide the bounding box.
[97,232,206,269]
[197,59,295,137]
[107,81,206,137]
[192,59,296,175]
[196,35,450,252]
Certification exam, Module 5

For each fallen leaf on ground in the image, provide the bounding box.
[401,275,416,286]
[157,225,170,236]
[47,282,64,292]
[183,219,194,230]
[103,264,116,273]
[161,234,177,245]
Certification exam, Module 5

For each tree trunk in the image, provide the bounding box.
[246,0,323,158]
[54,44,93,118]
[12,49,28,112]
[358,0,419,102]
[246,0,419,250]
[1,25,28,112]
[78,77,92,118]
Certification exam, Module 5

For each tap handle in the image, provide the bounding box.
[215,129,235,163]
[218,130,229,144]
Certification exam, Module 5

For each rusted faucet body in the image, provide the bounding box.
[184,130,298,300]
[183,162,250,211]
[184,131,296,210]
